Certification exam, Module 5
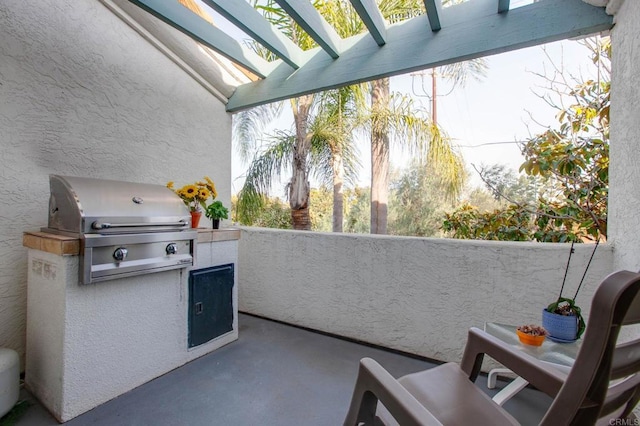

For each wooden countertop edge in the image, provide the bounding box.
[23,231,81,256]
[23,228,241,256]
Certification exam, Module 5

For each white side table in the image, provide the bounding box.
[484,322,581,405]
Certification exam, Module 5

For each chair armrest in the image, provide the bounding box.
[343,357,443,426]
[460,327,567,398]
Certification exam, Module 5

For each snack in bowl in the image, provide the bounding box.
[516,324,548,346]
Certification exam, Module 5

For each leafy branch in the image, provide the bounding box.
[444,36,610,243]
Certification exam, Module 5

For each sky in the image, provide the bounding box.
[230,37,601,196]
[391,38,600,186]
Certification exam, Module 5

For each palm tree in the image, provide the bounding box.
[311,85,366,231]
[237,0,473,233]
[233,103,282,164]
[235,129,293,226]
[366,90,466,233]
[246,1,319,230]
[237,0,366,231]
[367,0,483,234]
[369,77,391,234]
[235,110,361,229]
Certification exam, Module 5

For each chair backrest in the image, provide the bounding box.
[542,270,640,425]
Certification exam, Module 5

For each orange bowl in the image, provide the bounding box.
[516,329,546,346]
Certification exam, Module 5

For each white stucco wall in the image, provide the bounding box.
[609,0,640,271]
[0,1,232,365]
[238,228,614,362]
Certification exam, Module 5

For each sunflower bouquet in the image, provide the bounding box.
[166,176,218,212]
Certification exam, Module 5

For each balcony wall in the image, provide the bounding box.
[238,227,613,362]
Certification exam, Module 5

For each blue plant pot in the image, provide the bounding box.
[542,308,578,341]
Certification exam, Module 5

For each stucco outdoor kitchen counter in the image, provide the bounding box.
[22,227,240,422]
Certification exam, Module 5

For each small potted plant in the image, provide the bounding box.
[542,241,599,342]
[516,324,547,346]
[205,200,229,229]
[166,176,217,228]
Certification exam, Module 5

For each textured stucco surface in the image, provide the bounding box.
[26,240,238,422]
[609,0,640,271]
[238,228,614,362]
[0,0,232,366]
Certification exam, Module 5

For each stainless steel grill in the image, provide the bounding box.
[43,175,197,284]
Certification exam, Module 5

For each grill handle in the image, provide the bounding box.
[92,221,188,229]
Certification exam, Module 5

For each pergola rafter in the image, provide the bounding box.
[201,0,306,70]
[273,0,342,59]
[128,0,274,78]
[349,0,387,46]
[424,0,442,31]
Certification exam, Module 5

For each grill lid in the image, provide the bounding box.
[46,175,191,235]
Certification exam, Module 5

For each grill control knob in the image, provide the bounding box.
[166,243,178,255]
[113,247,128,262]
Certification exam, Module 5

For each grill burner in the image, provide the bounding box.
[42,175,197,284]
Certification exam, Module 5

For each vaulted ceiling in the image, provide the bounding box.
[117,0,613,112]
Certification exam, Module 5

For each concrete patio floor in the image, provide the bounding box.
[10,314,551,425]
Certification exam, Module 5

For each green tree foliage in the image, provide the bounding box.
[476,164,541,204]
[237,187,371,232]
[443,204,533,241]
[344,187,371,234]
[309,187,372,233]
[235,131,294,226]
[443,37,610,242]
[232,195,292,229]
[388,162,454,237]
[464,187,504,212]
[309,188,334,232]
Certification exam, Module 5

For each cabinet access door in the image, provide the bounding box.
[188,263,234,348]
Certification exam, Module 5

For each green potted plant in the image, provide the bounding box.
[542,241,599,342]
[205,200,229,229]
